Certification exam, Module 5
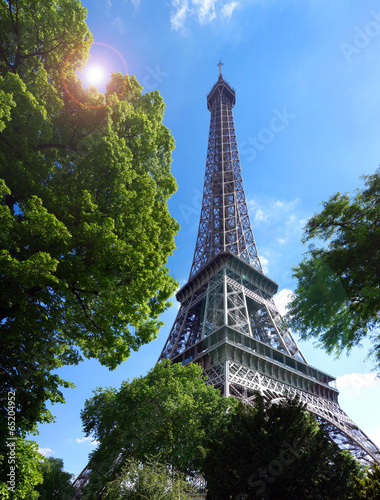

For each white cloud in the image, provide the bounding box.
[76,436,99,445]
[336,373,379,396]
[248,197,300,226]
[247,196,307,278]
[107,0,138,9]
[193,0,216,24]
[260,254,269,274]
[76,437,89,443]
[369,428,380,448]
[222,1,239,18]
[111,16,127,34]
[273,288,293,316]
[170,0,242,30]
[171,0,189,30]
[255,208,268,223]
[38,447,53,457]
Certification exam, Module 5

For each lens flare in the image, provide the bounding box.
[62,42,128,109]
[85,65,105,86]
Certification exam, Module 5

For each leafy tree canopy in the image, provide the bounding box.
[352,463,380,499]
[105,457,196,500]
[204,396,362,500]
[0,438,43,499]
[35,456,75,500]
[80,360,237,499]
[285,169,380,369]
[0,0,179,438]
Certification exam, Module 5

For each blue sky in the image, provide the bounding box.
[34,0,380,477]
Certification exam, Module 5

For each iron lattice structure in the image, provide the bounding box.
[189,74,262,278]
[159,70,380,465]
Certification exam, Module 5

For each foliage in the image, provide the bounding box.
[35,456,75,500]
[352,464,380,499]
[80,360,237,498]
[0,438,43,499]
[286,169,380,369]
[203,396,361,500]
[105,457,195,500]
[0,0,178,438]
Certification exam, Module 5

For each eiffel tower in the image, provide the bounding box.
[159,64,380,465]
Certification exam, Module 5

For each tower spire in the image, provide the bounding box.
[159,73,380,466]
[189,70,262,279]
[217,60,224,77]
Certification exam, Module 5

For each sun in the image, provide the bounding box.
[84,65,105,86]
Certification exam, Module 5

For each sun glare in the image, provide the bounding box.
[84,65,105,86]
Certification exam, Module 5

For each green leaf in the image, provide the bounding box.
[286,169,380,370]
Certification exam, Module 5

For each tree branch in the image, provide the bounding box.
[71,285,102,333]
[20,38,66,60]
[0,40,12,71]
[33,143,70,151]
[7,0,18,36]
